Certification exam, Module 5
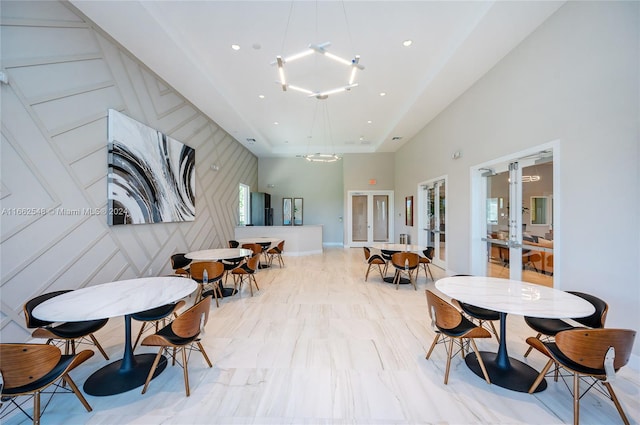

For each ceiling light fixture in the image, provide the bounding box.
[231,44,240,51]
[273,42,364,99]
[402,39,413,47]
[303,98,341,163]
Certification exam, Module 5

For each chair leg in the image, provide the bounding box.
[426,333,441,359]
[182,347,190,397]
[89,333,110,360]
[524,333,542,357]
[365,264,372,281]
[409,270,417,290]
[573,372,580,425]
[141,349,165,394]
[34,391,41,425]
[528,359,554,393]
[133,322,147,350]
[63,374,92,412]
[468,339,491,384]
[426,263,434,281]
[197,341,213,368]
[488,321,500,344]
[444,338,454,384]
[603,382,631,425]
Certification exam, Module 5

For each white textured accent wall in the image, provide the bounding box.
[0,1,258,342]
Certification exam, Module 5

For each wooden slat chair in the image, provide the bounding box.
[0,343,94,425]
[363,247,385,281]
[266,240,285,268]
[524,291,608,358]
[527,328,636,425]
[231,253,260,296]
[425,290,492,385]
[141,295,213,397]
[189,261,225,307]
[390,252,420,290]
[131,300,186,350]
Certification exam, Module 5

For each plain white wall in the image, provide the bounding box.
[394,1,639,356]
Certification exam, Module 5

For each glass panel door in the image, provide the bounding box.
[481,152,554,286]
[418,178,447,269]
[351,195,368,242]
[348,191,394,247]
[372,195,389,242]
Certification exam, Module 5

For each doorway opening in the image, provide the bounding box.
[417,177,447,270]
[347,190,394,247]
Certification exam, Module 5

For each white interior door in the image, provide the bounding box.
[347,190,394,247]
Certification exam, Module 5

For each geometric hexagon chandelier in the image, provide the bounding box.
[273,41,365,100]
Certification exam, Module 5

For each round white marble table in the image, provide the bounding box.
[33,276,197,396]
[186,248,253,262]
[435,276,595,393]
[186,248,253,296]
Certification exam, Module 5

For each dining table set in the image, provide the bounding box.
[30,238,284,397]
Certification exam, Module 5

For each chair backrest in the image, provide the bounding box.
[425,290,463,331]
[363,247,371,260]
[276,240,285,252]
[380,250,393,261]
[171,253,191,270]
[228,240,240,248]
[424,247,434,260]
[244,253,260,272]
[24,290,72,328]
[242,243,262,256]
[189,261,225,282]
[171,295,212,339]
[391,252,419,270]
[567,291,608,328]
[0,343,62,389]
[555,328,636,371]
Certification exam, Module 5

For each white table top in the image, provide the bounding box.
[436,276,595,319]
[32,277,197,322]
[237,237,282,246]
[372,243,424,253]
[186,248,253,261]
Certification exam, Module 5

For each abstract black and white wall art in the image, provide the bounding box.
[107,109,195,225]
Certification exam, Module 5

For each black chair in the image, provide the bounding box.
[379,250,393,276]
[418,247,435,281]
[363,247,385,281]
[131,300,186,349]
[170,253,192,277]
[141,295,213,397]
[450,275,500,343]
[425,290,492,385]
[527,328,636,425]
[390,252,420,290]
[228,240,240,248]
[0,343,95,424]
[24,290,109,360]
[523,291,608,358]
[266,240,285,268]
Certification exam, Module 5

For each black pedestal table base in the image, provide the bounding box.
[383,276,411,284]
[83,353,167,396]
[465,351,546,393]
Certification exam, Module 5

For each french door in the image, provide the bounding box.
[418,178,447,269]
[347,191,394,247]
[475,148,554,286]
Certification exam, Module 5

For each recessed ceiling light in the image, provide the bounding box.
[258,94,265,99]
[402,39,413,47]
[231,44,240,51]
[274,121,279,125]
[379,92,387,97]
[367,120,372,124]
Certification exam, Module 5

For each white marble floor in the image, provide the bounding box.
[4,247,639,424]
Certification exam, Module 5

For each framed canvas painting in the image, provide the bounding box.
[107,109,195,225]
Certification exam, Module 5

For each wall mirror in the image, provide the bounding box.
[282,198,292,225]
[293,198,303,226]
[530,196,549,225]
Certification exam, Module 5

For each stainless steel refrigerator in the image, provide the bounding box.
[250,192,273,226]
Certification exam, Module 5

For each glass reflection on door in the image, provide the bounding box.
[423,179,446,269]
[352,195,367,242]
[372,195,389,242]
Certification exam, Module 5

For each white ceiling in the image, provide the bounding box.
[71,1,564,158]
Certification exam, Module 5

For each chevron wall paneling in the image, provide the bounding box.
[0,1,258,342]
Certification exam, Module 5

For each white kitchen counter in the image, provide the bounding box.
[235,225,323,256]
